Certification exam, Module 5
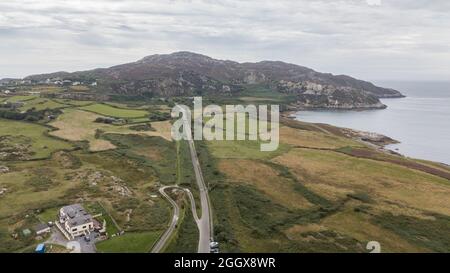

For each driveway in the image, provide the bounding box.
[46,227,97,253]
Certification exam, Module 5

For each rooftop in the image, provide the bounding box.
[61,204,93,227]
[61,204,86,218]
[67,215,92,227]
[35,223,49,231]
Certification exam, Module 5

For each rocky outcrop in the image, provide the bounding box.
[339,128,399,146]
[0,166,9,173]
[279,81,388,110]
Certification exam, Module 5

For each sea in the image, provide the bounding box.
[294,81,450,165]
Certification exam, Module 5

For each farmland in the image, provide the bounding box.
[0,119,73,159]
[19,98,69,111]
[80,103,149,118]
[49,109,172,151]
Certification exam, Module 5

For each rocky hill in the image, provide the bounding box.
[25,51,404,109]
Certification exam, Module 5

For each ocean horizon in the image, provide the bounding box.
[294,81,450,165]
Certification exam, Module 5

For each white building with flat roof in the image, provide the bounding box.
[59,204,94,238]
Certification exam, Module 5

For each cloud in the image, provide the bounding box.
[366,0,381,6]
[0,0,449,81]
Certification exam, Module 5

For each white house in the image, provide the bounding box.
[59,204,94,238]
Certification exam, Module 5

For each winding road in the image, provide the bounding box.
[151,184,209,253]
[151,186,181,253]
[151,105,214,253]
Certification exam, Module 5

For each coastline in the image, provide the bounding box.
[284,111,450,172]
[286,98,450,166]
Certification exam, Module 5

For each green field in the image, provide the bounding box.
[0,118,73,159]
[54,99,94,106]
[96,231,161,253]
[207,139,290,160]
[6,95,39,102]
[80,103,149,118]
[37,207,60,223]
[19,98,68,111]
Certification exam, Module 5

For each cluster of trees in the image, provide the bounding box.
[0,108,61,122]
[94,117,118,124]
[148,111,171,121]
[0,102,22,110]
[129,123,153,131]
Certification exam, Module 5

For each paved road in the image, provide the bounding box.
[152,105,214,253]
[151,186,203,253]
[186,135,213,253]
[181,106,214,253]
[151,186,181,253]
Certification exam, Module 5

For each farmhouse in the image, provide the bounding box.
[58,204,94,238]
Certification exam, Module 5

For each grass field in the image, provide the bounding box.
[207,140,290,160]
[103,134,178,184]
[49,109,172,151]
[19,98,68,111]
[96,231,161,253]
[0,159,82,218]
[319,206,426,252]
[80,103,149,118]
[37,207,60,223]
[273,148,450,215]
[30,85,64,94]
[104,102,155,110]
[279,126,363,149]
[69,86,90,92]
[0,118,73,159]
[5,95,39,102]
[53,99,94,106]
[218,159,312,210]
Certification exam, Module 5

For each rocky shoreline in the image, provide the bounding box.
[286,101,388,111]
[284,111,401,155]
[339,127,399,147]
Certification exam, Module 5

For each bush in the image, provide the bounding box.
[129,123,153,131]
[148,111,171,121]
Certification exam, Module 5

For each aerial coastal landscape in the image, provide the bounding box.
[1,0,449,259]
[1,52,450,254]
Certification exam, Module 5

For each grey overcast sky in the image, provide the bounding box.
[0,0,449,81]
